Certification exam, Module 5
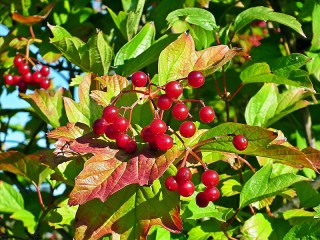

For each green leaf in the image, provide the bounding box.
[221,179,241,197]
[0,181,24,213]
[49,25,113,75]
[166,8,218,31]
[283,220,320,240]
[74,179,182,239]
[240,213,272,240]
[310,1,320,51]
[283,209,315,225]
[306,51,320,81]
[293,181,320,208]
[189,25,215,50]
[245,83,311,127]
[239,163,308,208]
[148,226,171,240]
[63,74,103,126]
[233,6,305,37]
[10,209,37,234]
[114,22,155,66]
[125,0,145,40]
[48,199,78,229]
[315,205,320,218]
[22,88,67,128]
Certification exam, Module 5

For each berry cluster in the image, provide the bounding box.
[4,55,51,93]
[165,167,195,197]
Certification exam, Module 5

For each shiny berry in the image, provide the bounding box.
[22,72,32,83]
[13,56,24,67]
[172,103,188,120]
[179,121,196,138]
[201,170,219,187]
[196,192,210,208]
[32,71,43,83]
[165,81,183,99]
[13,76,22,85]
[157,94,172,110]
[4,74,14,85]
[40,66,50,77]
[116,133,131,149]
[203,186,220,202]
[141,126,155,143]
[113,116,129,132]
[18,63,30,75]
[105,124,119,139]
[102,106,118,123]
[92,118,108,135]
[188,71,205,88]
[178,181,195,197]
[232,134,248,151]
[165,176,179,191]
[155,134,173,151]
[124,140,137,153]
[176,167,192,184]
[40,78,50,89]
[199,106,215,123]
[150,119,167,135]
[131,71,148,87]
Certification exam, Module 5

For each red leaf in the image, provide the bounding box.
[12,3,54,25]
[302,147,320,169]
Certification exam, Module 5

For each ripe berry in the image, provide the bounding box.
[203,186,220,202]
[179,121,196,138]
[18,81,27,93]
[131,71,148,87]
[199,106,215,123]
[196,192,209,208]
[40,78,50,89]
[22,72,32,83]
[201,169,219,187]
[176,167,192,184]
[188,71,205,88]
[4,74,14,85]
[150,119,167,135]
[141,126,155,143]
[157,94,172,110]
[18,63,30,75]
[105,124,119,139]
[178,180,195,197]
[32,71,43,83]
[14,55,24,67]
[165,176,179,191]
[165,81,183,99]
[116,133,130,149]
[40,66,50,77]
[113,116,129,132]
[102,106,118,123]
[124,140,137,153]
[155,134,173,151]
[232,134,248,151]
[92,118,108,135]
[13,76,22,85]
[172,103,188,120]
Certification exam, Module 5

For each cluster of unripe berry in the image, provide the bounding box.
[165,167,220,208]
[92,70,216,153]
[4,55,51,93]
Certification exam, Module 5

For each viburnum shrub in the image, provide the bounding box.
[1,1,320,240]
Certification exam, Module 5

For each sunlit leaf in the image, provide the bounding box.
[0,181,24,213]
[10,209,37,234]
[221,179,242,197]
[48,199,78,229]
[241,213,272,240]
[283,219,320,239]
[283,209,315,225]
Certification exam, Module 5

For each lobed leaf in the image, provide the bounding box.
[74,179,182,239]
[10,209,37,234]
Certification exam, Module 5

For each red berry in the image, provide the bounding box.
[13,75,22,85]
[105,124,119,139]
[172,103,188,120]
[203,186,220,202]
[113,116,129,132]
[13,56,24,67]
[232,134,248,151]
[155,134,173,151]
[124,140,137,153]
[116,133,130,149]
[150,119,167,135]
[92,118,108,135]
[32,71,43,83]
[157,94,172,110]
[188,71,205,88]
[178,180,195,197]
[179,121,196,138]
[18,81,27,93]
[40,78,50,89]
[40,66,50,77]
[165,176,179,191]
[165,81,183,99]
[141,126,155,143]
[4,74,14,85]
[131,71,148,87]
[196,192,210,208]
[176,167,192,184]
[22,72,32,83]
[201,170,219,187]
[102,106,118,123]
[199,106,215,123]
[18,63,30,75]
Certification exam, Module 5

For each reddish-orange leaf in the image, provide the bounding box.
[12,3,54,25]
